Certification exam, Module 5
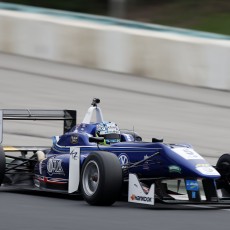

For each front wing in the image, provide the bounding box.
[128,173,230,206]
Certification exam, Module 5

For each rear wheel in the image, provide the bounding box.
[80,151,122,206]
[0,146,6,186]
[216,154,230,193]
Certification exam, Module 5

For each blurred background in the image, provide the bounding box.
[1,1,230,225]
[2,0,230,35]
[0,0,230,163]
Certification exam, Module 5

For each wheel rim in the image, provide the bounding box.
[82,160,100,196]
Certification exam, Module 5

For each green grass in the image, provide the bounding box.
[190,13,230,35]
[2,0,230,35]
[127,0,230,35]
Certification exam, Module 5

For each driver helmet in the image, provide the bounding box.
[96,121,120,145]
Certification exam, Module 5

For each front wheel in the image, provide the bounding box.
[216,154,230,193]
[0,146,6,186]
[80,151,122,206]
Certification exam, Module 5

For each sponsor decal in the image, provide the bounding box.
[168,165,182,174]
[184,149,197,156]
[35,175,68,184]
[72,152,79,160]
[131,194,136,200]
[202,167,214,173]
[128,174,155,205]
[130,194,152,203]
[47,157,64,176]
[70,146,79,155]
[143,155,150,170]
[195,163,220,176]
[44,177,68,184]
[183,149,201,159]
[192,191,196,199]
[118,153,129,167]
[71,135,78,144]
[196,166,220,176]
[185,180,199,191]
[196,163,210,168]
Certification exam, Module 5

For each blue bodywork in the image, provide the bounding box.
[34,120,220,191]
[1,100,228,205]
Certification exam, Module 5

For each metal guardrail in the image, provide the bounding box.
[0,2,230,41]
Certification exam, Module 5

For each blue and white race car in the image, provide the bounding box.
[0,98,230,206]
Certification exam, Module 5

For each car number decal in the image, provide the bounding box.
[173,148,204,160]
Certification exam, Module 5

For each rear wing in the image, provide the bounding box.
[0,109,76,144]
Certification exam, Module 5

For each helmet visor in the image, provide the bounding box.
[100,133,121,144]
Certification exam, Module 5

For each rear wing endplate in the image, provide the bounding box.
[0,109,76,144]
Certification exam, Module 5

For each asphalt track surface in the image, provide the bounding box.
[1,52,230,230]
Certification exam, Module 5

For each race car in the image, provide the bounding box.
[0,98,230,206]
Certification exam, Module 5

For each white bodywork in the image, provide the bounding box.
[82,106,104,124]
[128,173,155,205]
[68,146,80,193]
[173,147,204,160]
[172,147,220,177]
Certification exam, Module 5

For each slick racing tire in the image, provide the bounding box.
[216,154,230,193]
[0,146,6,186]
[80,151,122,206]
